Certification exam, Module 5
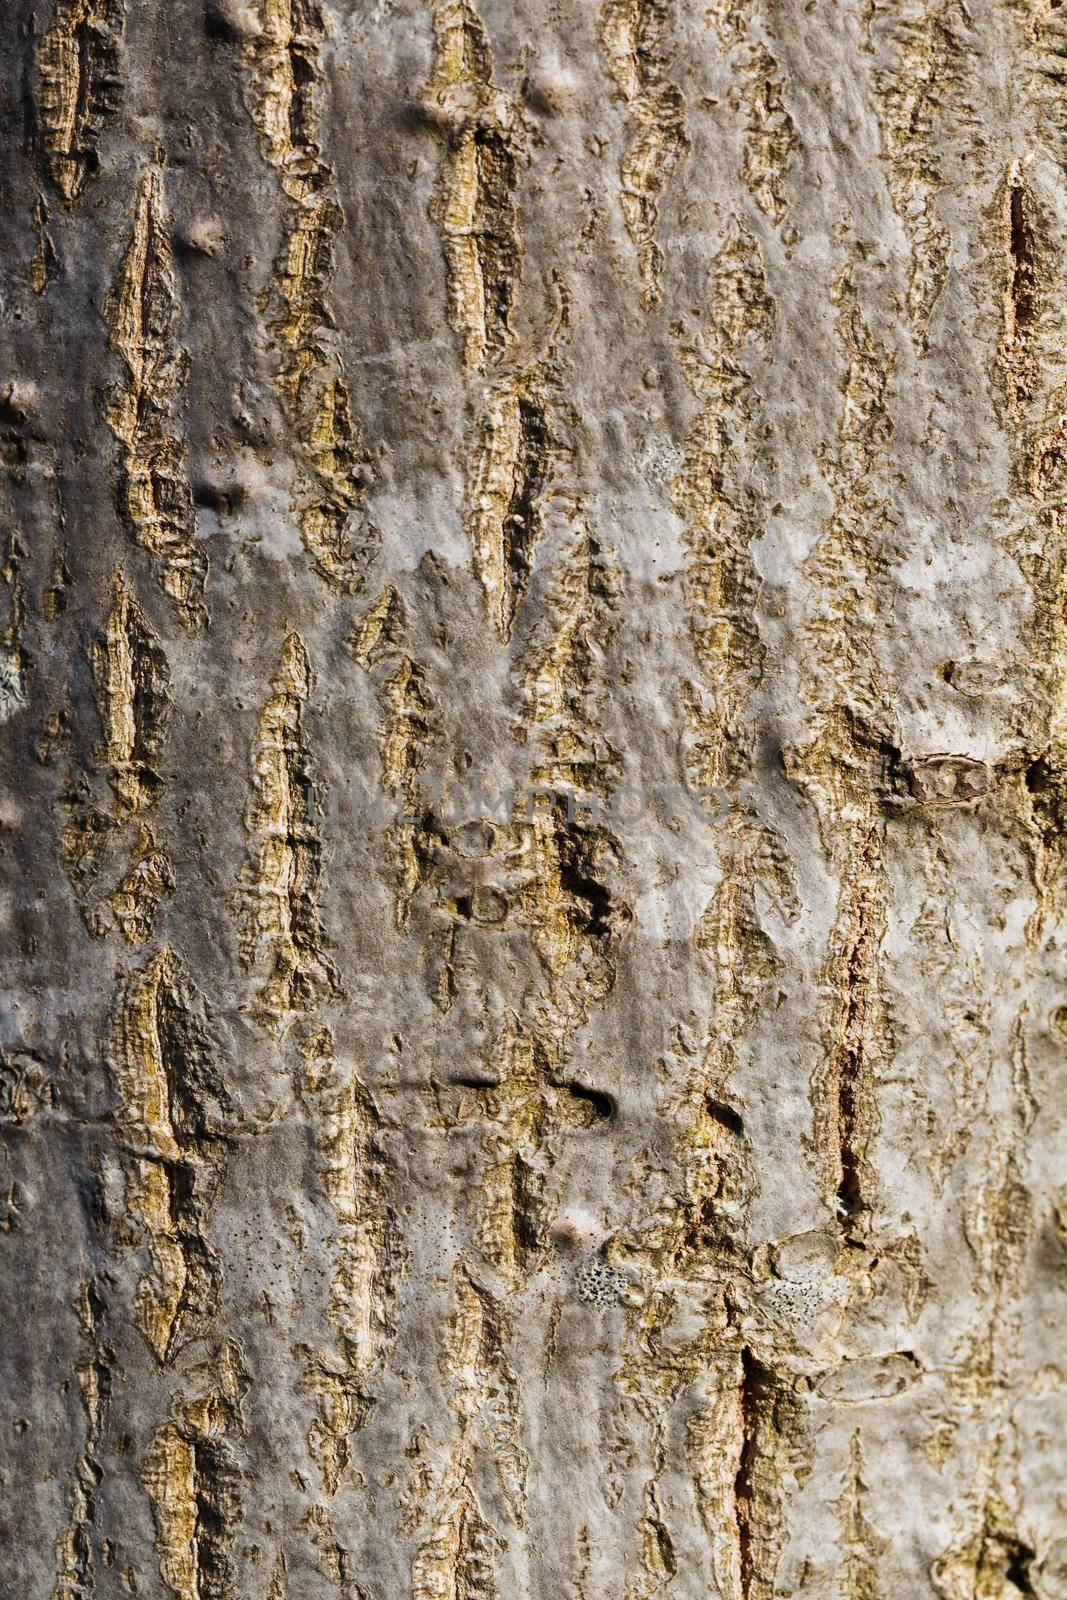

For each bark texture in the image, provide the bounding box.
[2,1,1066,1597]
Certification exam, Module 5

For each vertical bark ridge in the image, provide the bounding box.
[140,1343,249,1600]
[425,0,523,377]
[2,1,1065,1596]
[597,0,690,307]
[297,1025,404,1497]
[425,1,565,643]
[707,2,796,227]
[234,631,341,1031]
[793,261,897,1239]
[866,0,966,335]
[104,167,207,630]
[54,573,174,943]
[35,0,125,204]
[52,1280,113,1600]
[239,0,380,593]
[110,948,233,1363]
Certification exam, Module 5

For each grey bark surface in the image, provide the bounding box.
[1,1,1066,1597]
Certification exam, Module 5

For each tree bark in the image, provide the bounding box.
[2,1,1065,1597]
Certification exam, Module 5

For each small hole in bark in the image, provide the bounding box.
[193,481,244,515]
[705,1097,744,1136]
[565,1082,615,1122]
[1003,1538,1037,1595]
[203,2,240,40]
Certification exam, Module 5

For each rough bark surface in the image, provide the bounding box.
[2,1,1066,1597]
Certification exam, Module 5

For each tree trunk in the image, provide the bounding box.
[2,0,1065,1596]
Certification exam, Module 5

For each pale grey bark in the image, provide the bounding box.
[2,2,1066,1598]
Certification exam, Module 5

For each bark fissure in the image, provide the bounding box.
[598,0,690,305]
[831,875,877,1226]
[104,167,207,628]
[111,951,233,1362]
[1004,180,1037,410]
[6,5,1066,1597]
[425,0,523,374]
[35,0,124,202]
[239,0,380,592]
[235,631,341,1029]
